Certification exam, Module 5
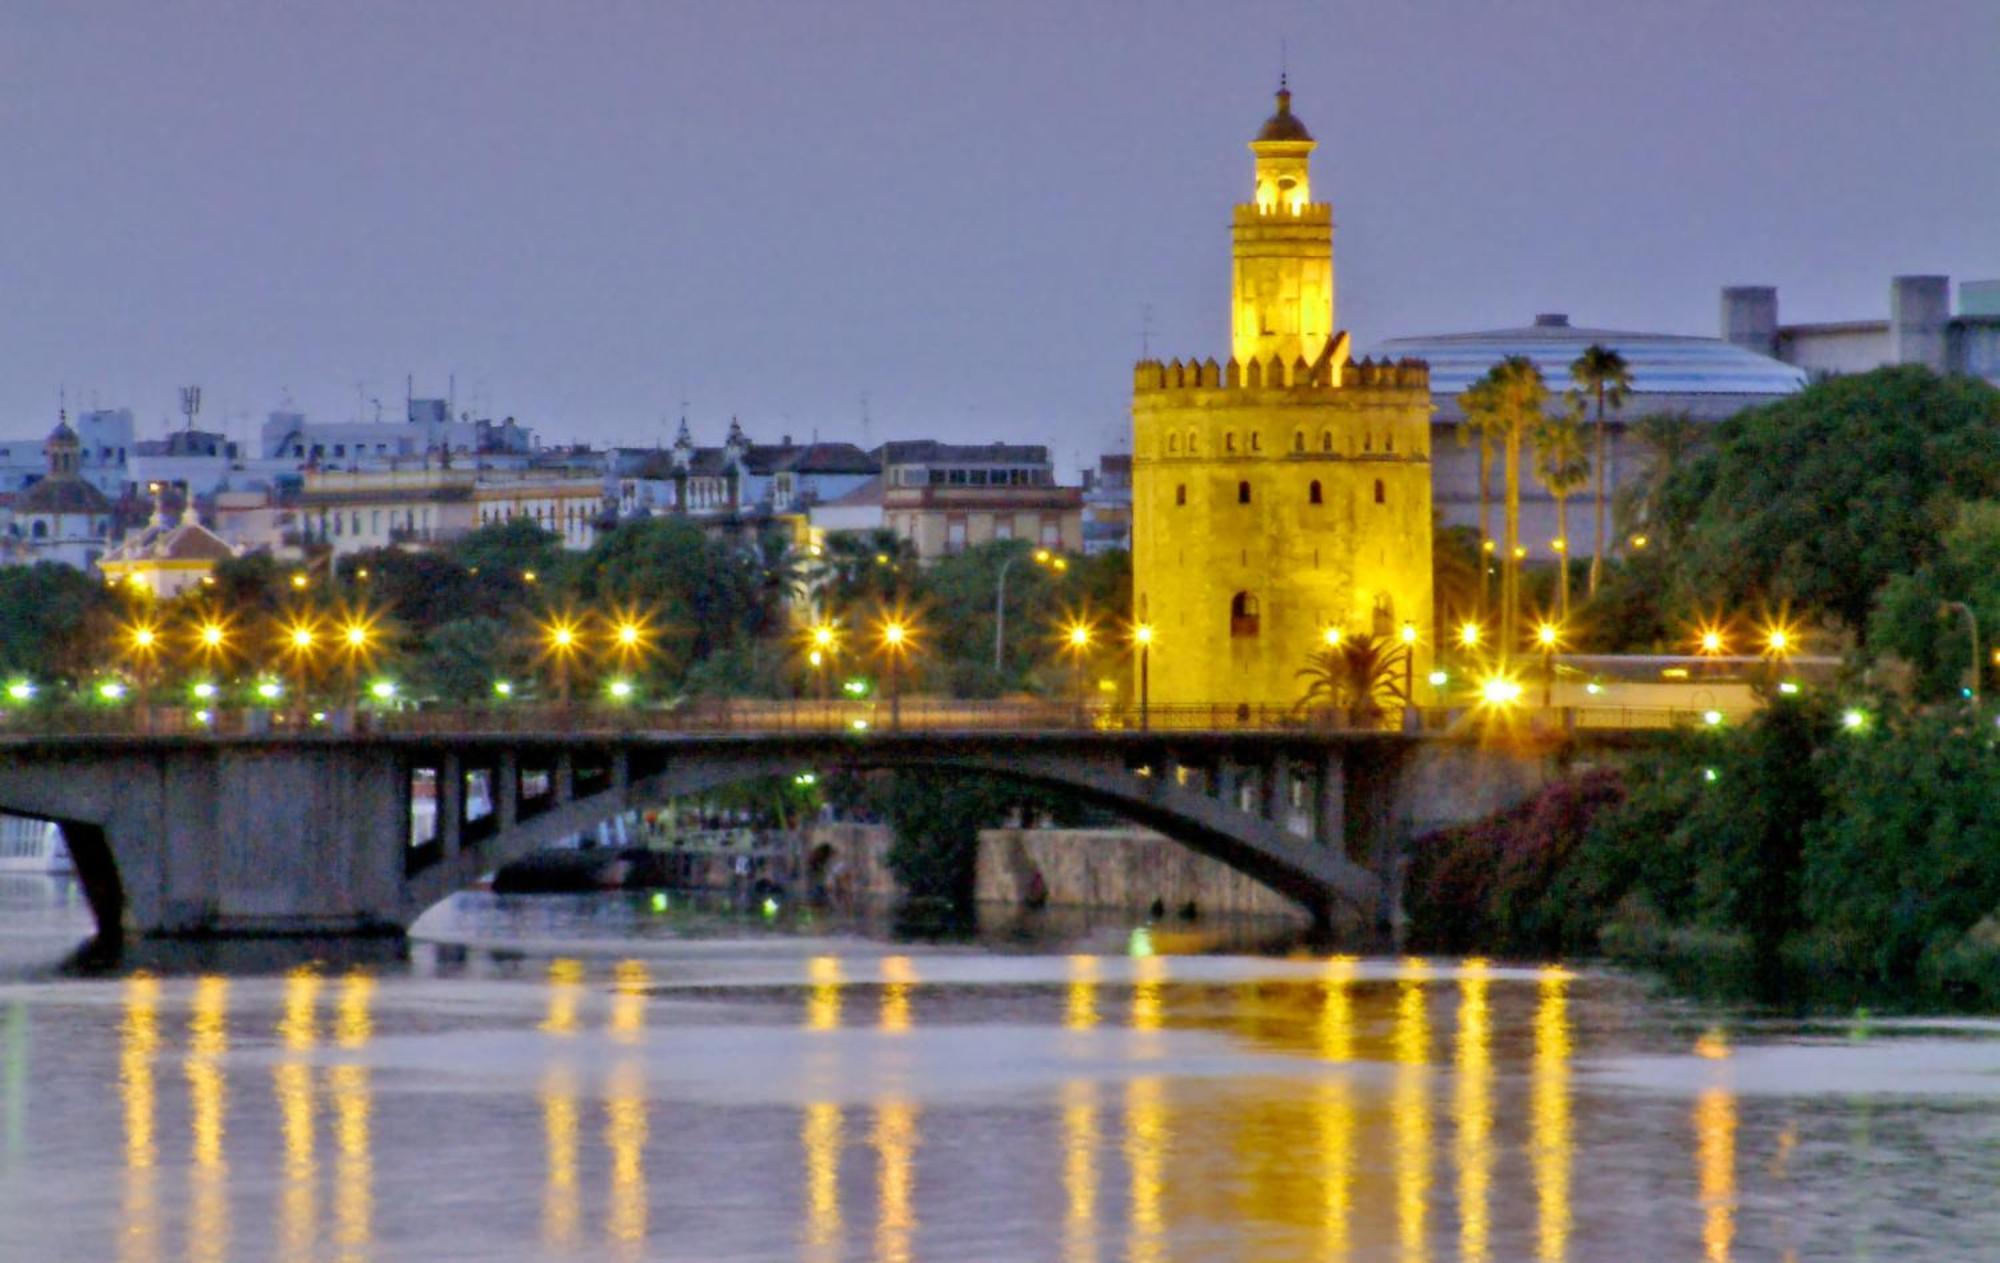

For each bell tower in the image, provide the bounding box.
[1231,78,1336,367]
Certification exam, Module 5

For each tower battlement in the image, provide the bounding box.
[1231,202,1333,225]
[1132,354,1429,394]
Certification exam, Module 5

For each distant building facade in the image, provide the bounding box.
[612,419,878,523]
[96,488,238,598]
[1,417,116,569]
[1376,313,1805,565]
[295,467,606,559]
[1080,453,1132,555]
[877,440,1081,559]
[1723,275,2000,386]
[1132,84,1435,707]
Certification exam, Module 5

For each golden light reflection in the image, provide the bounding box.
[880,955,915,1034]
[1066,955,1099,1031]
[186,976,229,1263]
[1532,966,1574,1263]
[605,1062,648,1258]
[332,971,375,1263]
[1455,960,1494,1263]
[1393,959,1432,1263]
[802,1101,843,1259]
[120,973,160,1263]
[610,959,649,1044]
[542,958,584,1036]
[541,1065,580,1250]
[807,955,843,1031]
[1131,955,1165,1040]
[1124,1077,1166,1263]
[1063,1080,1098,1263]
[275,967,320,1263]
[1696,1087,1737,1263]
[873,1099,919,1263]
[1318,956,1357,1260]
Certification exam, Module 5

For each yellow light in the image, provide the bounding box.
[616,623,640,648]
[1512,546,1527,560]
[1536,622,1559,649]
[1631,534,1649,549]
[1699,629,1725,655]
[131,626,157,651]
[1067,624,1091,650]
[1479,676,1523,706]
[344,623,369,649]
[200,623,225,649]
[1400,622,1418,645]
[290,573,308,590]
[1052,558,1068,573]
[1322,626,1343,647]
[812,625,836,650]
[1034,549,1051,563]
[882,621,906,649]
[522,570,537,584]
[1551,538,1566,553]
[1458,621,1482,649]
[1132,623,1153,647]
[552,627,574,648]
[290,626,314,650]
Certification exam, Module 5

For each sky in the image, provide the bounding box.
[3,0,1996,477]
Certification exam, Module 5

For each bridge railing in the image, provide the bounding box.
[0,697,1754,741]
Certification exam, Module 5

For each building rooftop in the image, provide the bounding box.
[1374,313,1808,398]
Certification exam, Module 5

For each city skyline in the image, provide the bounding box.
[4,0,1996,476]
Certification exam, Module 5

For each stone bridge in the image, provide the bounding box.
[0,723,1581,943]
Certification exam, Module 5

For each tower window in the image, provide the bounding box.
[1225,432,1237,453]
[1320,430,1333,453]
[1230,592,1260,638]
[1385,432,1395,453]
[1292,430,1305,453]
[1373,479,1386,505]
[1309,480,1323,505]
[1175,483,1187,506]
[1186,430,1198,453]
[1237,480,1251,504]
[1250,431,1262,452]
[1168,433,1180,454]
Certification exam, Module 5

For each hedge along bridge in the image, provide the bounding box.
[0,700,1650,942]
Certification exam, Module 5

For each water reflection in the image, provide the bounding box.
[873,1099,919,1263]
[541,1064,580,1250]
[1695,1030,1737,1263]
[610,959,649,1044]
[275,968,321,1262]
[121,973,159,1263]
[1065,955,1098,1031]
[1393,959,1432,1263]
[605,1062,648,1257]
[186,976,229,1263]
[1317,957,1356,1260]
[332,971,375,1262]
[1124,1076,1165,1263]
[1062,1080,1097,1263]
[801,1100,842,1260]
[542,957,584,1036]
[1532,966,1574,1263]
[2,999,24,1166]
[1456,961,1494,1263]
[880,955,915,1033]
[806,955,842,1031]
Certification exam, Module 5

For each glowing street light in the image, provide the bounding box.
[1696,626,1727,656]
[1458,621,1483,651]
[5,680,34,704]
[607,678,635,702]
[875,611,916,730]
[368,679,398,703]
[538,611,586,706]
[802,621,840,702]
[1062,619,1094,723]
[1478,675,1523,707]
[1322,626,1343,648]
[1533,620,1562,707]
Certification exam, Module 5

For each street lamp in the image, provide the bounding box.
[1457,620,1483,652]
[1535,620,1561,708]
[1941,601,1980,705]
[877,614,912,730]
[994,547,1064,674]
[1132,623,1154,731]
[539,611,585,707]
[277,613,321,715]
[1400,620,1418,712]
[1063,619,1093,725]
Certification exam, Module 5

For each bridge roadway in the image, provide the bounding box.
[0,699,1673,942]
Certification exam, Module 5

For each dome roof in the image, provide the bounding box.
[17,475,111,516]
[1372,314,1808,399]
[45,417,78,445]
[1255,86,1313,143]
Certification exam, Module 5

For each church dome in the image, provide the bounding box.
[1255,86,1313,143]
[46,417,78,446]
[17,476,111,516]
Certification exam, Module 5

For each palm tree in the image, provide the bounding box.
[811,529,913,620]
[1568,343,1632,599]
[1460,356,1547,661]
[1453,405,1501,616]
[744,527,807,637]
[1532,404,1592,623]
[1295,633,1410,728]
[1432,518,1482,643]
[1615,411,1706,547]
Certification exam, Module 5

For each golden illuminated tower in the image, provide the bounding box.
[1131,82,1435,710]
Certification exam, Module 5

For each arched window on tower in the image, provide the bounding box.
[1186,429,1198,453]
[1175,483,1187,506]
[1373,479,1386,505]
[1225,431,1238,454]
[1292,430,1305,453]
[1308,480,1323,505]
[1320,430,1334,453]
[1250,431,1262,452]
[1230,591,1260,638]
[1168,433,1180,454]
[1372,594,1395,638]
[1237,480,1251,504]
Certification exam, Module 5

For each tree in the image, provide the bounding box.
[1532,405,1592,623]
[1432,520,1482,641]
[451,517,566,588]
[812,529,915,622]
[1294,633,1409,727]
[1461,356,1547,658]
[0,563,115,682]
[1869,500,2000,701]
[1569,343,1631,600]
[1454,399,1500,616]
[1613,411,1706,548]
[742,527,807,639]
[570,517,757,666]
[1667,367,2000,640]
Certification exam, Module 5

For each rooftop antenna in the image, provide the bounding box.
[179,386,202,434]
[1279,35,1288,90]
[1140,303,1155,358]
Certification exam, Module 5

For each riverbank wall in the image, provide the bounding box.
[804,822,1306,922]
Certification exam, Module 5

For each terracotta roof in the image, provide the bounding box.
[16,476,111,515]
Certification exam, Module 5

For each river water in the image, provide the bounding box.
[1,876,1998,1261]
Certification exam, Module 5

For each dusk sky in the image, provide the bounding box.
[4,0,1996,476]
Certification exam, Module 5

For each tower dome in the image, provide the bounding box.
[1254,81,1313,143]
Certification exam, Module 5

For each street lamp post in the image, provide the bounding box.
[1399,620,1417,715]
[880,618,908,731]
[1064,622,1092,728]
[1535,621,1560,709]
[1133,623,1153,731]
[1943,601,1980,705]
[994,548,1064,674]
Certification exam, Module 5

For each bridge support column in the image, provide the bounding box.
[1312,754,1345,851]
[554,751,574,804]
[1344,747,1408,940]
[1263,754,1290,826]
[439,751,464,859]
[496,752,519,833]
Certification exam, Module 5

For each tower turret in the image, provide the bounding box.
[1232,79,1336,367]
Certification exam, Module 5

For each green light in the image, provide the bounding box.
[1703,710,1723,726]
[608,679,634,701]
[191,681,218,701]
[1841,708,1867,731]
[1426,670,1448,687]
[5,680,34,703]
[256,680,283,701]
[1702,767,1718,783]
[493,680,513,697]
[842,677,870,697]
[1777,680,1801,695]
[793,770,817,787]
[650,892,668,913]
[369,679,397,701]
[1584,681,1603,696]
[761,896,780,919]
[1128,926,1155,957]
[97,680,127,702]
[194,709,213,725]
